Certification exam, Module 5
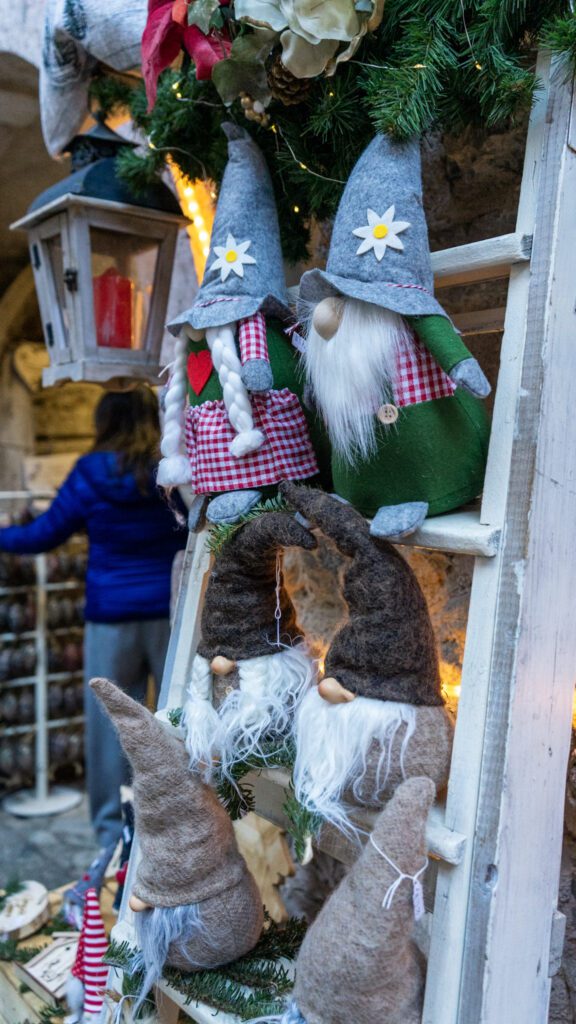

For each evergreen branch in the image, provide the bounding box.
[541,12,576,80]
[0,939,40,963]
[88,74,136,118]
[283,790,323,863]
[214,737,295,819]
[206,495,290,557]
[106,921,306,1022]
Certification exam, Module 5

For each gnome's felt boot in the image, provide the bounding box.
[370,500,429,540]
[206,489,262,526]
[290,776,435,1024]
[90,679,264,982]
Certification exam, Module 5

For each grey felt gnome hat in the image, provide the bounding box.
[198,511,317,662]
[300,134,448,319]
[168,123,292,334]
[90,678,257,908]
[281,483,442,705]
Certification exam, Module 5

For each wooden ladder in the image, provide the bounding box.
[111,53,576,1024]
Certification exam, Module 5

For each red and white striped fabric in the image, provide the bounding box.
[71,887,109,1017]
[394,334,456,407]
[184,388,318,493]
[238,312,269,364]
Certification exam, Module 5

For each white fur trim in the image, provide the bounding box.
[65,974,84,1017]
[293,687,416,832]
[303,299,414,465]
[157,453,193,487]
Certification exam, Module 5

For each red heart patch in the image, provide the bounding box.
[187,350,213,396]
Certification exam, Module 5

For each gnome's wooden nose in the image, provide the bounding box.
[318,677,356,703]
[312,297,344,340]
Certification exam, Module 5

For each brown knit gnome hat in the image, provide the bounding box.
[198,511,317,662]
[90,678,257,908]
[291,776,435,1024]
[280,484,442,705]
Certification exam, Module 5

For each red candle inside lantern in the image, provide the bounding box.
[93,267,133,348]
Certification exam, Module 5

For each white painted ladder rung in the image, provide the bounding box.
[247,768,466,867]
[432,231,532,287]
[395,508,500,558]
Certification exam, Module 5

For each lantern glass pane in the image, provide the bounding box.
[46,236,71,347]
[90,228,159,350]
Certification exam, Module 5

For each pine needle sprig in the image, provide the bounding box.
[214,737,296,819]
[0,938,40,963]
[106,920,306,1021]
[283,790,323,863]
[206,495,290,557]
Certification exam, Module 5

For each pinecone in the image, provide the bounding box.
[267,54,312,106]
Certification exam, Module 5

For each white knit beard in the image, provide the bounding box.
[293,687,416,834]
[303,300,413,466]
[184,646,316,778]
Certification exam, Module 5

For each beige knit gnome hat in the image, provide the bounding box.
[90,678,260,909]
[288,776,435,1024]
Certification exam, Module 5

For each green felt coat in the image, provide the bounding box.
[331,316,490,518]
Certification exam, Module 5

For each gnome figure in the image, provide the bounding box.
[158,123,327,528]
[280,484,453,832]
[300,134,491,540]
[282,777,436,1024]
[65,887,109,1024]
[90,679,264,1010]
[184,509,317,775]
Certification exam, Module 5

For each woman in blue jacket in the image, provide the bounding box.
[0,387,187,847]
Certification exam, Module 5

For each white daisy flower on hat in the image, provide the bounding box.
[353,206,411,261]
[211,233,257,282]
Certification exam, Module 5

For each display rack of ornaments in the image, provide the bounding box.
[0,499,86,815]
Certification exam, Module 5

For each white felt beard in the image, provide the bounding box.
[303,299,414,465]
[293,687,416,833]
[184,645,316,778]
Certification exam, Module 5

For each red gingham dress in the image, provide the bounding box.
[185,388,319,493]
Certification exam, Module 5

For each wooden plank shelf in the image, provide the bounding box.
[247,768,466,868]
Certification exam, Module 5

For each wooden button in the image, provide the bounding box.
[377,403,399,424]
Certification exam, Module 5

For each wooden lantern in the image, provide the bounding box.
[11,122,187,387]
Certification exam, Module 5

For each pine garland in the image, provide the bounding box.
[0,938,41,963]
[88,1,574,260]
[105,916,306,1020]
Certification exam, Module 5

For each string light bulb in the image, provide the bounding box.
[169,161,216,281]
